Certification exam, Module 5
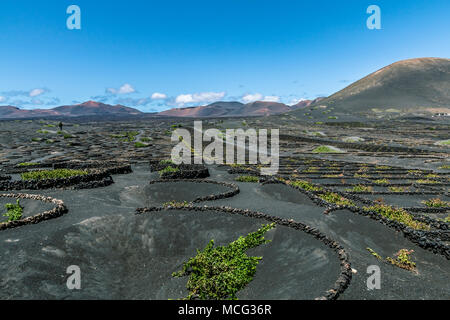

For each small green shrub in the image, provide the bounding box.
[288,180,323,192]
[374,179,389,184]
[17,162,39,167]
[173,223,275,300]
[422,198,449,208]
[366,248,382,260]
[112,131,139,142]
[134,142,148,148]
[3,199,23,222]
[415,179,438,184]
[159,159,174,165]
[388,186,408,192]
[386,249,416,271]
[346,185,373,193]
[235,175,259,183]
[435,139,450,146]
[312,146,343,153]
[318,192,355,207]
[21,169,88,181]
[158,166,179,177]
[363,203,429,230]
[367,248,416,272]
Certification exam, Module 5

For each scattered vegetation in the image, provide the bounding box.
[422,198,449,208]
[63,133,74,139]
[134,142,148,148]
[346,185,373,193]
[172,223,275,300]
[363,203,430,230]
[312,146,343,153]
[386,249,416,272]
[439,165,450,170]
[318,192,355,207]
[435,139,450,146]
[162,200,190,208]
[2,199,23,222]
[159,159,174,165]
[366,248,417,272]
[415,179,439,184]
[111,131,139,142]
[158,166,180,177]
[322,174,343,178]
[373,179,389,184]
[17,162,39,167]
[366,247,382,260]
[235,175,259,183]
[21,169,88,181]
[388,186,408,192]
[288,180,323,192]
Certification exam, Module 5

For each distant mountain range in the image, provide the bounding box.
[305,57,450,114]
[0,99,315,119]
[0,101,143,119]
[2,57,448,120]
[158,100,313,117]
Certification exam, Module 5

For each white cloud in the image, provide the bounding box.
[118,83,135,94]
[242,93,263,103]
[0,96,5,103]
[175,92,225,106]
[107,83,136,95]
[29,88,45,97]
[262,95,280,102]
[151,92,167,100]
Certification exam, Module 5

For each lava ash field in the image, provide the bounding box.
[0,118,449,300]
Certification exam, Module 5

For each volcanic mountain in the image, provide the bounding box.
[53,101,142,116]
[0,101,142,119]
[158,101,294,117]
[304,58,450,114]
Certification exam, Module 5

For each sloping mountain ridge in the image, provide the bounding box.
[305,58,450,114]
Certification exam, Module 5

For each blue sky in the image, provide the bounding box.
[0,0,449,112]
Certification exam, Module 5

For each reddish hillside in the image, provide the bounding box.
[159,101,293,117]
[0,101,142,119]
